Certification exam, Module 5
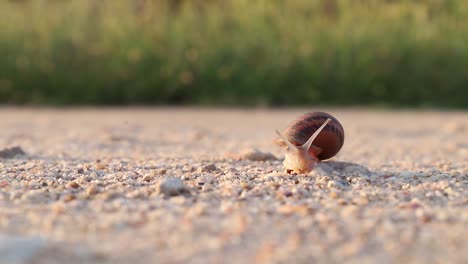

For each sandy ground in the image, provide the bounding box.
[0,107,467,264]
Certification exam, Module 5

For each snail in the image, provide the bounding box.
[275,112,344,174]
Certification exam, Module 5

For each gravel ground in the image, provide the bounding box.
[0,108,467,264]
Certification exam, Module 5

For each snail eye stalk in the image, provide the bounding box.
[275,130,297,152]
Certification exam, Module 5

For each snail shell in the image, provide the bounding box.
[276,112,344,160]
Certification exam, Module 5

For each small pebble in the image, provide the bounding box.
[198,164,218,173]
[240,181,251,190]
[202,182,213,192]
[86,184,99,195]
[142,175,152,182]
[95,164,106,170]
[67,181,80,189]
[157,178,191,197]
[277,204,310,216]
[62,194,76,202]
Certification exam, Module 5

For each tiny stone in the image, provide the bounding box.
[186,204,206,218]
[126,189,147,199]
[199,164,218,173]
[157,178,191,197]
[355,196,369,205]
[143,175,152,182]
[239,190,248,199]
[282,190,293,197]
[240,181,251,190]
[419,214,432,223]
[337,198,347,205]
[67,181,80,189]
[95,164,106,170]
[268,182,281,188]
[62,194,76,202]
[86,184,99,195]
[277,204,310,215]
[51,203,65,214]
[202,182,213,192]
[102,191,120,201]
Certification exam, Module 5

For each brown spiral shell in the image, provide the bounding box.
[280,112,344,160]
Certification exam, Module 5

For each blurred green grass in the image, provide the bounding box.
[0,0,467,108]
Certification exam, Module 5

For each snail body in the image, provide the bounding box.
[275,112,344,174]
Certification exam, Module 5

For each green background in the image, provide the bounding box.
[1,0,467,108]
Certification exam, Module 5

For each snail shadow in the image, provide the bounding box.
[316,160,372,177]
[318,160,455,188]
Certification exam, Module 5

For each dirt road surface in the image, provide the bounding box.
[0,108,467,264]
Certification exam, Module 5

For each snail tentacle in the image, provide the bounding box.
[275,130,296,151]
